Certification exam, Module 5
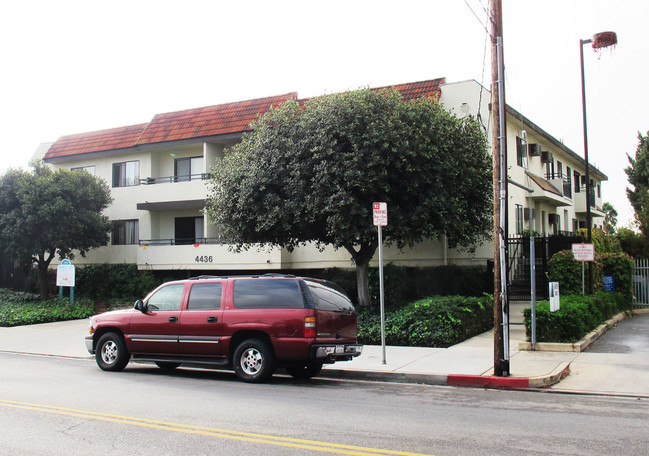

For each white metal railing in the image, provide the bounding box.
[633,258,649,307]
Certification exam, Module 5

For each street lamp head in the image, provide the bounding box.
[591,31,617,49]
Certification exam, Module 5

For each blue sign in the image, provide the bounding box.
[603,275,615,292]
[61,259,71,265]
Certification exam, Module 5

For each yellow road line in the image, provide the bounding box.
[0,399,433,456]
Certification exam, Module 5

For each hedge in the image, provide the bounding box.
[522,292,628,343]
[358,294,494,347]
[0,295,95,327]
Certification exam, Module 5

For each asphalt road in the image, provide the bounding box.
[2,352,648,455]
[586,312,649,354]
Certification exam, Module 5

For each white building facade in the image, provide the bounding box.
[41,78,606,273]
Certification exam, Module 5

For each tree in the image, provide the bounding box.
[625,131,649,216]
[0,163,112,299]
[206,89,492,307]
[602,202,618,235]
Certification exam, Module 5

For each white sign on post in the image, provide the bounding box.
[572,243,595,261]
[56,260,76,287]
[373,202,387,365]
[373,202,388,226]
[549,282,560,312]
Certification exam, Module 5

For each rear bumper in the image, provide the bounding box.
[309,343,363,363]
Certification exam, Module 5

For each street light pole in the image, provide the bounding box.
[579,31,617,295]
[579,37,594,295]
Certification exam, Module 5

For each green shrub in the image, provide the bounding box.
[358,294,494,347]
[0,297,95,327]
[75,264,159,299]
[548,250,586,295]
[523,292,628,343]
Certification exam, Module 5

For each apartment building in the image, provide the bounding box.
[40,78,607,273]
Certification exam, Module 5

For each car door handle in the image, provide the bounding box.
[207,316,218,323]
[169,316,178,323]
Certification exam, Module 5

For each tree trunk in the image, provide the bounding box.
[344,241,378,308]
[356,261,371,308]
[38,262,49,301]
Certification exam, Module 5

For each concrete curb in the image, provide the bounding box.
[318,364,571,390]
[519,310,630,352]
[318,369,448,386]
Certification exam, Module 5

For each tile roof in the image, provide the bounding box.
[44,79,445,160]
[135,93,298,145]
[45,124,148,159]
[372,78,445,101]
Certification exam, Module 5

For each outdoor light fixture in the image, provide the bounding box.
[580,31,617,294]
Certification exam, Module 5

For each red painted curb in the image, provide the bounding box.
[447,374,530,389]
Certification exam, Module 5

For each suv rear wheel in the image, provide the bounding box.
[233,339,276,382]
[96,332,129,371]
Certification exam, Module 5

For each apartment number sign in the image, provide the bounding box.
[195,255,214,263]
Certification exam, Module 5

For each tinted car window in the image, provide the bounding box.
[307,281,355,312]
[187,283,222,310]
[233,279,304,309]
[147,284,184,311]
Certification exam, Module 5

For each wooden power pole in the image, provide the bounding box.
[491,0,509,377]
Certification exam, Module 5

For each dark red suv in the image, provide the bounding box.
[85,275,362,382]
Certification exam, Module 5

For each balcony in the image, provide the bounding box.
[545,172,572,199]
[574,186,601,215]
[139,173,212,185]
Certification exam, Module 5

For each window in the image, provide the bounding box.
[175,216,203,245]
[71,165,96,175]
[233,279,304,309]
[516,136,526,167]
[187,283,223,310]
[515,204,524,235]
[556,161,563,178]
[307,282,354,312]
[597,183,601,198]
[147,284,184,311]
[112,161,139,187]
[175,157,203,182]
[573,219,579,233]
[574,171,580,193]
[111,220,139,245]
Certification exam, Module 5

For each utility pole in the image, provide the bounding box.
[491,0,509,377]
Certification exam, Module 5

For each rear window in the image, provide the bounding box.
[233,279,304,309]
[307,281,355,312]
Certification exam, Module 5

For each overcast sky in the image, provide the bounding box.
[1,0,646,227]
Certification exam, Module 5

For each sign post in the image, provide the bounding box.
[373,202,388,365]
[572,243,595,295]
[56,259,76,303]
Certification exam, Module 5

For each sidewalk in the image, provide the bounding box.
[1,304,648,397]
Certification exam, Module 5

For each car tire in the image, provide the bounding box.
[96,332,129,372]
[155,362,181,370]
[285,361,323,380]
[233,339,276,383]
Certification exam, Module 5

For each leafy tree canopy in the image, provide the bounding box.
[0,163,112,299]
[602,202,618,235]
[625,131,649,215]
[206,88,492,306]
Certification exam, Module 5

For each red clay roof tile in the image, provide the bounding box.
[44,79,445,160]
[45,123,148,159]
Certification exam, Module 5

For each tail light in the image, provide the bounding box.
[304,316,316,338]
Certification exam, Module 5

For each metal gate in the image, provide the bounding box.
[507,235,581,301]
[633,258,649,307]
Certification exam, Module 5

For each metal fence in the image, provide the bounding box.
[633,258,649,307]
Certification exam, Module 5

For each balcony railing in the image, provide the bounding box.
[139,173,212,185]
[139,237,224,246]
[545,172,572,199]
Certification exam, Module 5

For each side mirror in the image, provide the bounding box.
[134,300,147,313]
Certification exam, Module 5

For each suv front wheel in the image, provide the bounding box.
[96,332,129,371]
[233,339,276,382]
